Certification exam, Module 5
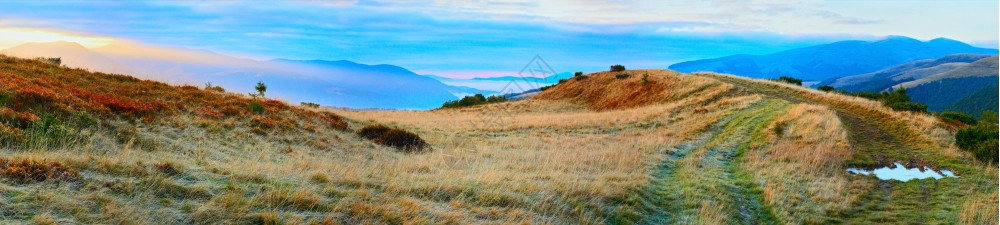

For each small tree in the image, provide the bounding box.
[641,73,649,85]
[574,72,583,77]
[817,85,835,92]
[255,81,267,97]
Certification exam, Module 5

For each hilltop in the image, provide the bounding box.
[668,36,998,81]
[1,41,488,109]
[0,56,995,224]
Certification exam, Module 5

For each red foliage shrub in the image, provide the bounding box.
[0,158,80,183]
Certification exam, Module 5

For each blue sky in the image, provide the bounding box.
[0,0,996,78]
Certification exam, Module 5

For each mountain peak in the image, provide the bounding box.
[877,35,921,43]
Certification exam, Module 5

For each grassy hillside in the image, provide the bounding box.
[946,84,1000,119]
[907,76,999,112]
[0,56,996,224]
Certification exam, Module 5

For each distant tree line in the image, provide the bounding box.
[441,93,507,108]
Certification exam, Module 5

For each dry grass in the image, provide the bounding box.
[0,62,993,224]
[743,104,863,224]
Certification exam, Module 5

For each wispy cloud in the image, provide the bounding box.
[0,0,994,74]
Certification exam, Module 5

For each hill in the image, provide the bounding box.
[1,41,475,109]
[944,84,1000,119]
[820,55,998,115]
[668,36,998,81]
[0,57,994,224]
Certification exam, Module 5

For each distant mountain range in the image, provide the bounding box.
[668,36,998,81]
[1,41,491,109]
[818,54,998,117]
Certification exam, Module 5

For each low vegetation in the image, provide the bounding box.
[773,76,802,85]
[850,88,928,112]
[939,111,978,125]
[955,111,999,163]
[358,124,427,152]
[440,93,507,108]
[610,64,625,72]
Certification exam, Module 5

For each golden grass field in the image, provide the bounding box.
[0,57,995,224]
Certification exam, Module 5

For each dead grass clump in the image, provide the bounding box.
[0,157,80,183]
[154,161,181,176]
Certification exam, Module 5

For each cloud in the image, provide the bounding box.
[0,0,992,75]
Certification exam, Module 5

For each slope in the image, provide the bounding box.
[1,41,464,109]
[0,58,994,224]
[944,84,1000,119]
[669,36,998,81]
[820,53,993,92]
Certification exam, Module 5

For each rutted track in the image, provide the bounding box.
[639,99,789,224]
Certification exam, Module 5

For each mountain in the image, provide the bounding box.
[0,41,136,75]
[944,84,999,119]
[668,36,998,81]
[818,55,998,114]
[0,41,466,109]
[819,54,994,92]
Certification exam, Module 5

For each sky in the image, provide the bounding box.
[0,0,997,78]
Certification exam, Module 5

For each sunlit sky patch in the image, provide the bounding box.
[0,0,996,78]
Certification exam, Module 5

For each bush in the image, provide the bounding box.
[850,88,927,113]
[574,72,583,77]
[939,112,977,125]
[610,65,625,72]
[249,101,265,114]
[575,75,588,81]
[0,157,79,183]
[774,76,802,86]
[641,73,649,85]
[615,73,630,79]
[358,124,427,152]
[300,102,320,108]
[817,85,835,92]
[358,124,391,140]
[376,129,427,152]
[887,101,927,112]
[955,124,998,163]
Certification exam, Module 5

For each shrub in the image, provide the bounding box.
[358,124,427,152]
[956,124,998,163]
[575,75,588,81]
[358,124,391,140]
[642,73,649,85]
[318,111,348,130]
[539,84,556,91]
[301,102,320,108]
[376,129,427,152]
[850,88,928,113]
[574,72,584,77]
[887,101,927,112]
[817,85,835,92]
[774,76,802,86]
[615,73,630,79]
[610,65,625,72]
[249,101,265,114]
[0,158,79,183]
[939,112,977,125]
